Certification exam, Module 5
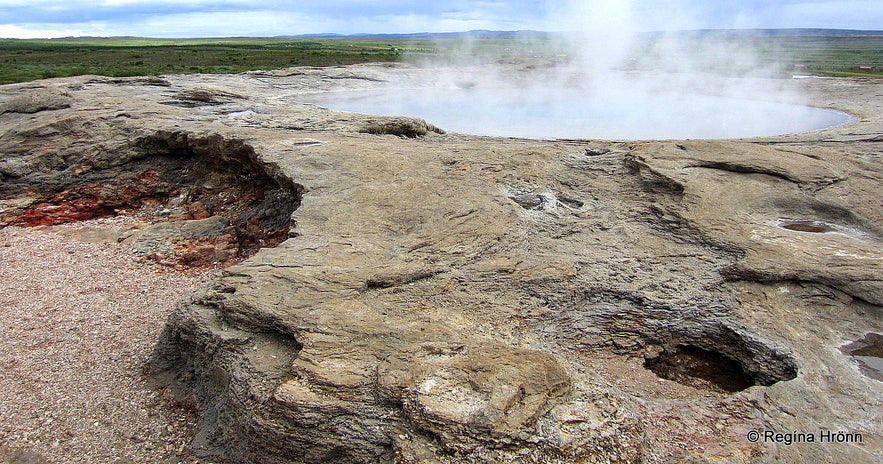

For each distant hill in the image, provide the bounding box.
[282,28,883,41]
[279,30,551,40]
[639,28,883,39]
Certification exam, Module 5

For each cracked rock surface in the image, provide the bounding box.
[1,64,881,463]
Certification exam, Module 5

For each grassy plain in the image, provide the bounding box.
[0,30,880,85]
[630,30,883,78]
[0,37,408,84]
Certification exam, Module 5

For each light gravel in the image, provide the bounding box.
[0,218,214,463]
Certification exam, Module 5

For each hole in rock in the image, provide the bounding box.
[559,196,584,209]
[778,220,836,233]
[841,333,883,382]
[289,139,325,147]
[644,345,754,393]
[509,193,545,210]
[3,131,303,268]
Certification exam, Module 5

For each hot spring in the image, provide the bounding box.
[303,86,852,140]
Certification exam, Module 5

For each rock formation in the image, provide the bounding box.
[1,64,880,462]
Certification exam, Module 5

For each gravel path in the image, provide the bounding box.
[0,219,213,463]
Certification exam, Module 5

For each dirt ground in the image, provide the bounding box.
[0,217,213,463]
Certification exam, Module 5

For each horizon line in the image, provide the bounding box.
[3,27,883,41]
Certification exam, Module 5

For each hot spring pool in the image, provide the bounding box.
[303,87,853,140]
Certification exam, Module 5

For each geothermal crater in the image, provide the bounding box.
[303,86,853,139]
[0,130,303,267]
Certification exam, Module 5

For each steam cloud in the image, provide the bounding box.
[309,0,852,140]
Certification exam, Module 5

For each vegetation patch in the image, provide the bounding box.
[0,37,406,85]
[1,31,880,85]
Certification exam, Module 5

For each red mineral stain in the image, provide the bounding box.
[138,169,161,183]
[3,132,302,269]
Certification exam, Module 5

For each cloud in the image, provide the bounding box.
[631,0,883,30]
[0,23,98,38]
[0,0,548,37]
[770,1,883,29]
[0,0,879,38]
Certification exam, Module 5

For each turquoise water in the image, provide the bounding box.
[305,87,853,140]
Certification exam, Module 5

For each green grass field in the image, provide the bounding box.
[0,37,410,84]
[0,30,880,85]
[764,32,883,77]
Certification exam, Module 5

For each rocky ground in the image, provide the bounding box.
[0,218,210,463]
[0,63,880,463]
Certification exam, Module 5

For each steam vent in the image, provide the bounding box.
[2,64,882,463]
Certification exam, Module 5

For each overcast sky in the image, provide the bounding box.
[0,0,880,39]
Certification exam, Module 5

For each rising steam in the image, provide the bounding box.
[306,0,853,140]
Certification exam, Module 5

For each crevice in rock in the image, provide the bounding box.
[365,269,444,289]
[1,130,304,268]
[778,219,837,233]
[688,160,798,183]
[558,196,584,209]
[644,345,754,393]
[643,324,799,393]
[584,147,611,157]
[770,199,874,236]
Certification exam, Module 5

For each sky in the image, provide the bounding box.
[0,0,880,39]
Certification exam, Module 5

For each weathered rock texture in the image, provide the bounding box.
[1,64,881,463]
